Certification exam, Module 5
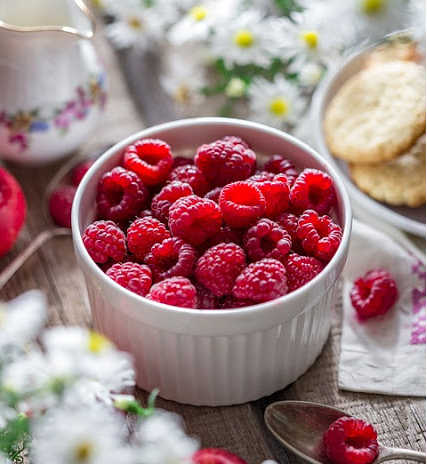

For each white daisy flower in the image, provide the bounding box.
[135,410,199,464]
[106,2,163,51]
[168,0,239,45]
[31,405,134,464]
[210,10,291,68]
[161,44,208,107]
[42,327,135,393]
[0,453,11,464]
[0,403,17,429]
[248,76,305,129]
[0,291,46,358]
[289,59,325,87]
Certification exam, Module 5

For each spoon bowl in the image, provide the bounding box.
[265,401,425,464]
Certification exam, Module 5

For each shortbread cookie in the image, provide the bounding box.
[365,40,420,68]
[349,135,426,207]
[325,61,426,164]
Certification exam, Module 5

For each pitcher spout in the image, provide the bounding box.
[0,0,96,39]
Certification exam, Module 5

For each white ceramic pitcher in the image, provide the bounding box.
[0,0,106,164]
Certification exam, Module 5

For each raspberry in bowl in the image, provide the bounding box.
[72,118,352,406]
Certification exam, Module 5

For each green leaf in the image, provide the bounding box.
[0,416,30,461]
[274,0,304,16]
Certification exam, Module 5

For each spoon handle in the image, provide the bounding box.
[0,228,71,289]
[377,446,426,463]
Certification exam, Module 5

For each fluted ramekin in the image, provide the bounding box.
[72,117,352,406]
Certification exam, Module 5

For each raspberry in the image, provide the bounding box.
[264,155,298,186]
[173,156,193,168]
[127,216,170,261]
[196,283,219,310]
[350,269,398,320]
[249,171,275,183]
[106,262,152,297]
[138,209,153,219]
[233,258,287,302]
[243,218,291,262]
[195,139,256,186]
[151,181,193,223]
[220,296,254,309]
[82,220,126,264]
[145,237,196,282]
[0,167,26,258]
[147,276,197,308]
[168,195,222,246]
[168,165,210,196]
[123,138,173,186]
[290,168,336,214]
[204,187,222,203]
[195,243,246,297]
[219,181,266,228]
[205,225,243,248]
[48,184,76,228]
[250,174,290,218]
[221,135,250,148]
[297,210,342,262]
[193,449,248,464]
[276,212,299,245]
[285,253,324,292]
[323,417,379,464]
[71,160,94,187]
[97,167,149,222]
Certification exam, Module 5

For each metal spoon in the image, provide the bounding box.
[265,401,425,464]
[0,146,111,289]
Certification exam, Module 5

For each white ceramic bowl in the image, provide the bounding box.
[311,39,426,237]
[72,117,352,406]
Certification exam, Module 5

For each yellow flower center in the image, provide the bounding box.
[87,331,110,354]
[128,17,142,29]
[74,441,94,462]
[190,6,207,21]
[300,30,318,49]
[269,97,289,117]
[174,85,191,104]
[234,29,254,48]
[361,0,385,14]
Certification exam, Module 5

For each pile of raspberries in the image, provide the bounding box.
[82,136,343,309]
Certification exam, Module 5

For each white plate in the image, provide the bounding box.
[311,38,426,238]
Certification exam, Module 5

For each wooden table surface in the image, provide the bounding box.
[0,23,425,464]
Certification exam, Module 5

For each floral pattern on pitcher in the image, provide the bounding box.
[0,72,106,152]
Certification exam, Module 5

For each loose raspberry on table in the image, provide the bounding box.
[127,216,171,261]
[195,139,256,186]
[264,155,298,186]
[82,220,126,264]
[276,212,299,245]
[297,210,342,262]
[147,276,197,308]
[173,156,194,168]
[233,258,287,302]
[221,135,250,149]
[96,167,149,222]
[290,168,336,214]
[205,225,243,248]
[243,218,291,262]
[323,416,379,464]
[196,283,220,310]
[250,174,290,218]
[106,262,152,297]
[350,269,398,320]
[48,184,76,228]
[204,187,222,203]
[123,138,173,186]
[193,448,248,464]
[168,195,222,246]
[71,160,94,187]
[145,237,196,282]
[168,165,210,196]
[285,253,324,292]
[195,243,246,297]
[219,181,266,228]
[151,181,193,223]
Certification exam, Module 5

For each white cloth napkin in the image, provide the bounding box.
[339,220,426,397]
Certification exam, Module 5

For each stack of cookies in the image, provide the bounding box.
[324,41,426,208]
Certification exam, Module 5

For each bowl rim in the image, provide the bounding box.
[310,33,426,238]
[72,117,352,318]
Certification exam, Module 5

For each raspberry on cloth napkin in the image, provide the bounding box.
[339,220,426,397]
